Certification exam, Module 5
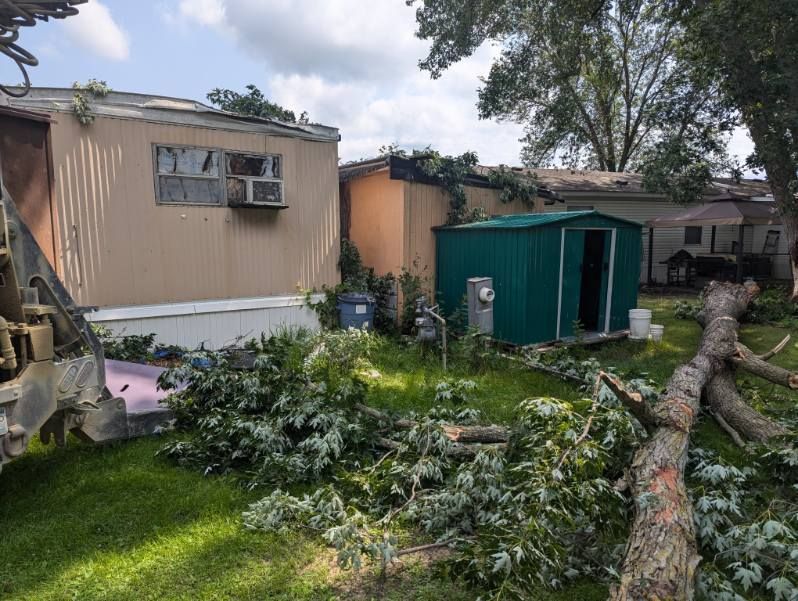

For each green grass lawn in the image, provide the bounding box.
[0,292,794,600]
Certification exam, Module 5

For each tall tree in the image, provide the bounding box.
[410,0,734,173]
[207,84,308,124]
[674,0,798,297]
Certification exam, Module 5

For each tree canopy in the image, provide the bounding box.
[207,84,308,124]
[410,0,734,179]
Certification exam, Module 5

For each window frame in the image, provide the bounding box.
[223,151,284,207]
[684,226,703,245]
[152,143,284,207]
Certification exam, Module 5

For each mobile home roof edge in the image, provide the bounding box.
[432,210,644,231]
[7,87,340,143]
[339,154,561,201]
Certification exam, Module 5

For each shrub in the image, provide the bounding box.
[309,239,397,334]
[92,324,156,363]
[674,299,701,320]
[746,286,797,324]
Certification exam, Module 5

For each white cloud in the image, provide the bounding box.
[175,0,525,164]
[179,0,226,28]
[63,1,130,61]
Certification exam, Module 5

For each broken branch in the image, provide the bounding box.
[598,371,658,428]
[758,334,791,361]
[374,436,507,461]
[732,344,798,389]
[396,539,456,557]
[357,403,510,443]
[709,409,746,448]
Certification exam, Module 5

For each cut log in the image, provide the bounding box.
[356,403,510,444]
[374,436,506,460]
[610,281,758,601]
[441,424,509,443]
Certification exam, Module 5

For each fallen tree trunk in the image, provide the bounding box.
[610,281,758,601]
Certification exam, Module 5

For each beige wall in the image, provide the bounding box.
[402,181,544,286]
[348,170,405,275]
[46,113,340,308]
[347,174,547,291]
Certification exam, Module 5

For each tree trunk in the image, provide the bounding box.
[745,117,798,300]
[610,281,757,601]
[705,370,788,443]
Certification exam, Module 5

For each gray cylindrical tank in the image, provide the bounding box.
[337,293,376,330]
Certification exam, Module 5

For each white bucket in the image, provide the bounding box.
[629,309,652,340]
[649,324,664,342]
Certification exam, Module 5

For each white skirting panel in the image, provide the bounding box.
[84,294,325,350]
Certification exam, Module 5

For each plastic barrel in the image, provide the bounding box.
[337,293,376,330]
[628,309,652,340]
[649,324,664,342]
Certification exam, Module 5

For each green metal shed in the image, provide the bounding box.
[434,211,642,346]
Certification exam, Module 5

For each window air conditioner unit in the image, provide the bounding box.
[228,178,287,209]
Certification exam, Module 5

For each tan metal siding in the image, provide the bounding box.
[347,171,405,275]
[403,182,539,286]
[46,113,339,307]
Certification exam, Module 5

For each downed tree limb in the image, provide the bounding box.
[501,352,589,385]
[375,436,507,461]
[396,539,456,557]
[705,369,789,443]
[610,281,759,601]
[441,424,509,443]
[356,403,510,443]
[598,371,658,430]
[758,334,791,361]
[708,408,746,448]
[731,343,798,389]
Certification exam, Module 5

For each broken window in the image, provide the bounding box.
[153,145,284,207]
[225,153,281,178]
[224,152,284,205]
[157,147,219,177]
[159,176,222,205]
[154,145,222,205]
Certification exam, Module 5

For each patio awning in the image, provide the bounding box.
[646,197,781,228]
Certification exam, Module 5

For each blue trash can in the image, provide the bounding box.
[337,293,376,330]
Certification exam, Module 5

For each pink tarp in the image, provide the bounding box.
[104,359,172,413]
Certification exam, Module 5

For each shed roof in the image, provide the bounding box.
[433,210,642,231]
[6,87,339,143]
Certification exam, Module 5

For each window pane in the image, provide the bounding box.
[252,180,283,204]
[159,176,221,204]
[157,146,219,177]
[226,177,246,205]
[684,226,702,245]
[225,153,281,178]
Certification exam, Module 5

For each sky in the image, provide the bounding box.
[0,0,757,171]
